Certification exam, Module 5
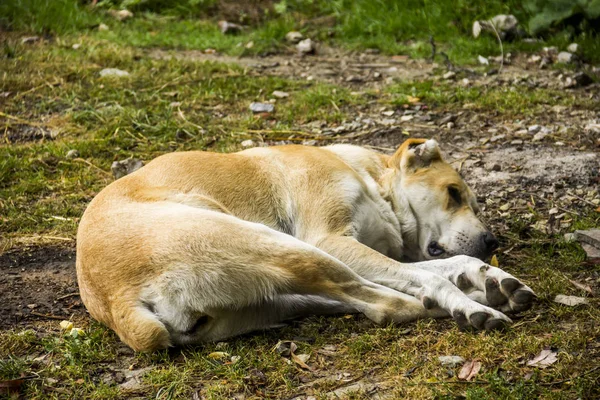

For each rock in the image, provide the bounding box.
[108,9,134,21]
[564,233,577,243]
[532,131,548,142]
[98,23,109,31]
[473,15,519,39]
[111,159,143,179]
[567,43,579,53]
[285,31,303,44]
[297,38,315,55]
[66,149,80,159]
[218,20,242,35]
[554,294,589,306]
[571,72,593,87]
[477,55,489,65]
[438,355,465,367]
[272,90,289,98]
[21,36,40,44]
[528,55,541,63]
[241,139,256,148]
[556,51,574,64]
[528,125,541,134]
[443,71,456,80]
[574,230,600,248]
[72,43,81,50]
[249,102,274,113]
[99,68,130,78]
[511,139,523,145]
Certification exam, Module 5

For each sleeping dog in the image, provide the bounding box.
[76,138,534,351]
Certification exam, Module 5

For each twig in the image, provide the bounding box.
[488,19,504,73]
[429,35,436,63]
[72,158,112,177]
[30,312,68,320]
[57,293,80,300]
[0,111,44,128]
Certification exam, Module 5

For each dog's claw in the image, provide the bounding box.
[485,277,507,306]
[484,318,507,331]
[469,312,489,330]
[453,310,473,332]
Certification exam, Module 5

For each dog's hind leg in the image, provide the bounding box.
[138,208,442,348]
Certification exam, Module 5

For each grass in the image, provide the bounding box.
[1,3,599,399]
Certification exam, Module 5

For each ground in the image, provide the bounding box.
[1,8,600,399]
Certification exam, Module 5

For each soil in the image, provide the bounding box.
[0,245,84,329]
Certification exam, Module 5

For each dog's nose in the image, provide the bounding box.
[481,232,499,251]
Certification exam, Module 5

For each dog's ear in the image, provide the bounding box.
[388,138,442,171]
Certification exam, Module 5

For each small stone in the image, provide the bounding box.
[241,139,255,148]
[249,102,274,113]
[574,229,600,248]
[218,20,242,35]
[108,9,134,21]
[272,90,289,98]
[511,139,523,145]
[556,51,574,64]
[443,71,456,80]
[400,115,414,122]
[297,38,315,55]
[285,31,303,44]
[528,125,541,134]
[477,55,489,65]
[98,23,109,31]
[345,75,362,82]
[111,159,143,179]
[21,36,40,44]
[532,131,548,142]
[438,355,465,367]
[447,122,455,129]
[567,43,578,53]
[66,149,80,159]
[99,68,130,78]
[381,110,395,117]
[72,43,81,50]
[564,233,577,243]
[245,41,254,49]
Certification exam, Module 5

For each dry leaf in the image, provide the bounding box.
[527,349,558,368]
[568,279,594,296]
[458,360,481,381]
[208,351,230,360]
[490,255,499,267]
[407,96,420,104]
[554,294,589,306]
[291,353,313,370]
[472,21,482,38]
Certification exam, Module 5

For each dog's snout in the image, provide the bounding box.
[481,232,499,251]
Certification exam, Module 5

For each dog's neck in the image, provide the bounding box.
[376,167,421,259]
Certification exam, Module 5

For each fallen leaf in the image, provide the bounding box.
[274,341,297,357]
[527,349,558,368]
[490,255,499,267]
[458,360,481,381]
[0,379,24,396]
[59,320,73,331]
[554,294,589,306]
[438,355,465,367]
[407,96,420,104]
[568,279,594,296]
[291,353,313,370]
[208,351,230,360]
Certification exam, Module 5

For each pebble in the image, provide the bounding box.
[297,38,315,55]
[477,55,489,65]
[556,51,574,63]
[272,90,289,98]
[111,159,143,179]
[72,43,81,50]
[98,23,109,31]
[108,9,134,21]
[567,43,578,53]
[446,122,455,129]
[438,355,465,367]
[249,102,274,113]
[528,125,541,134]
[285,31,303,44]
[99,68,130,78]
[511,139,523,145]
[21,36,40,44]
[66,149,80,159]
[241,139,256,148]
[443,71,456,80]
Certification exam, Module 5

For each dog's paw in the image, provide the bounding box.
[452,304,511,332]
[454,257,536,314]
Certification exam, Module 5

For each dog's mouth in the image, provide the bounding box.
[427,241,446,257]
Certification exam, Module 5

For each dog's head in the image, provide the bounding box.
[388,138,498,261]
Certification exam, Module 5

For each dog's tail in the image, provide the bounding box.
[109,300,171,352]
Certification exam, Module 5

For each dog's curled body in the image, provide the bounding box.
[77,140,535,351]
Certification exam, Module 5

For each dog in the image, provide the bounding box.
[76,138,535,351]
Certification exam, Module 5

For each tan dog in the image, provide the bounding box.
[76,139,534,351]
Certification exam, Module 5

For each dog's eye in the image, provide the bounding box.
[448,186,462,205]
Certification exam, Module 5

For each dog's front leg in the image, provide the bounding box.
[315,235,519,331]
